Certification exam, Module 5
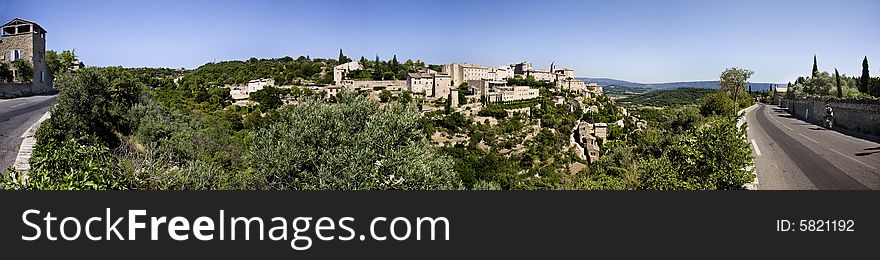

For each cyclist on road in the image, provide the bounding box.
[824,104,834,128]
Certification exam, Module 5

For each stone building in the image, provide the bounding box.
[333,61,363,84]
[488,66,513,81]
[442,63,489,87]
[511,61,533,75]
[593,123,608,142]
[577,122,600,163]
[227,78,275,105]
[557,78,586,92]
[484,85,539,103]
[406,69,453,99]
[0,18,54,97]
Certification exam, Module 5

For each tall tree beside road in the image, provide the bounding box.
[860,56,870,95]
[718,67,753,115]
[812,55,819,77]
[834,69,842,98]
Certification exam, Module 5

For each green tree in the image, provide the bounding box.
[861,56,870,95]
[0,62,13,82]
[44,49,78,75]
[391,55,399,68]
[379,89,392,103]
[45,50,64,74]
[250,86,283,111]
[718,67,753,115]
[835,68,842,98]
[698,92,734,117]
[444,94,452,114]
[399,90,413,104]
[337,49,351,64]
[60,50,78,71]
[13,59,33,83]
[812,55,819,77]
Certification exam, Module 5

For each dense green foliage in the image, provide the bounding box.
[582,95,622,123]
[858,56,879,96]
[45,49,78,74]
[345,55,428,81]
[618,87,714,107]
[13,59,33,83]
[787,56,877,98]
[0,62,13,82]
[180,56,335,87]
[3,58,756,191]
[248,92,461,190]
[249,85,283,111]
[477,104,508,119]
[506,76,554,88]
[573,107,755,190]
[787,71,865,98]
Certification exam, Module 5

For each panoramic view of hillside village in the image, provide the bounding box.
[1,1,878,190]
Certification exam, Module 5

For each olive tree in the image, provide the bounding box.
[719,67,753,115]
[247,91,462,190]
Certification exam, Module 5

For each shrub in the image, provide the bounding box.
[4,136,124,190]
[698,91,734,117]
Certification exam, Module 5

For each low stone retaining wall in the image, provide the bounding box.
[788,98,880,136]
[0,82,56,99]
[13,111,50,179]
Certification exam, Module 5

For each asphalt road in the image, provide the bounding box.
[746,103,879,190]
[0,95,56,171]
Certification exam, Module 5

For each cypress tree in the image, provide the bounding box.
[812,55,819,77]
[835,68,842,98]
[860,56,870,94]
[338,49,350,63]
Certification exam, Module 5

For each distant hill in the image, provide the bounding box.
[617,87,715,107]
[579,77,777,92]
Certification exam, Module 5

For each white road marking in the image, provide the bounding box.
[10,102,26,108]
[780,124,793,131]
[751,139,762,156]
[797,133,819,144]
[829,149,878,171]
[766,109,794,130]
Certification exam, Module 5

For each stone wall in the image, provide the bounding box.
[340,80,406,91]
[788,98,880,136]
[0,82,39,98]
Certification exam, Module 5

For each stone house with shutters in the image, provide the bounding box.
[0,18,54,98]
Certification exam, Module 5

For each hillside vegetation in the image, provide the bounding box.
[618,87,714,107]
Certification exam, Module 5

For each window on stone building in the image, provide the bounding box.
[10,49,20,61]
[40,71,44,82]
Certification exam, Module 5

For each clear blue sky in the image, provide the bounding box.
[2,0,878,83]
